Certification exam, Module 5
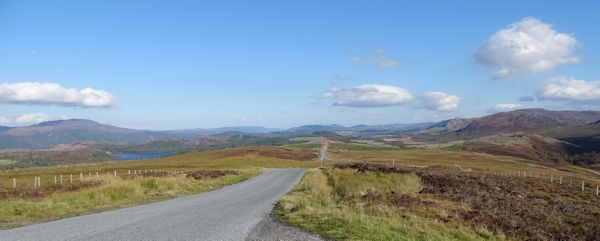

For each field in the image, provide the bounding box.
[277,162,600,240]
[327,146,600,185]
[0,146,320,229]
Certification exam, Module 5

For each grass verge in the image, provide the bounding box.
[0,169,259,229]
[275,168,499,240]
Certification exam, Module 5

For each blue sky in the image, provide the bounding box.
[1,1,600,129]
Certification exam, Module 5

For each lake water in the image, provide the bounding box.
[113,152,172,161]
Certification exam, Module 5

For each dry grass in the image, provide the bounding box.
[276,168,499,240]
[0,169,258,229]
[278,162,600,240]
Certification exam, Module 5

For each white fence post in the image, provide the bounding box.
[70,174,73,183]
[128,170,131,175]
[114,170,117,177]
[37,177,40,187]
[96,172,98,177]
[13,178,16,188]
[34,177,37,188]
[551,174,553,183]
[60,174,63,184]
[80,173,83,181]
[582,181,585,191]
[54,175,57,184]
[560,176,562,184]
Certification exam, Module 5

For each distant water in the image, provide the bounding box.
[113,152,172,161]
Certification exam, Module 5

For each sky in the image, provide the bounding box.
[1,0,600,130]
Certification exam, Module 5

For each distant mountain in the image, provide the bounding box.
[0,119,165,149]
[164,126,282,138]
[0,119,281,150]
[455,109,600,138]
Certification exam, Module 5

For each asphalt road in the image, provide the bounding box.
[0,169,307,241]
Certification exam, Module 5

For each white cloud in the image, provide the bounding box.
[474,17,580,79]
[0,116,10,125]
[537,76,600,101]
[14,113,69,124]
[492,103,523,112]
[348,50,400,69]
[322,84,414,107]
[419,92,463,111]
[0,82,118,107]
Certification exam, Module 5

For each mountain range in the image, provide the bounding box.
[2,108,600,150]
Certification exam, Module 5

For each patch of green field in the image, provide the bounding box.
[0,160,15,166]
[289,143,321,149]
[440,144,464,151]
[331,142,398,151]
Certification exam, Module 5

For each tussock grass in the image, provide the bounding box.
[277,168,499,240]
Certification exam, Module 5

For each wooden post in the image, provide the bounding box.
[70,174,73,183]
[89,172,91,177]
[114,170,117,177]
[13,178,16,188]
[597,186,599,196]
[60,174,63,184]
[54,175,57,184]
[34,177,36,188]
[537,172,539,178]
[37,177,40,187]
[392,158,395,167]
[551,174,553,183]
[582,181,585,191]
[128,170,131,175]
[560,176,562,184]
[96,172,98,177]
[80,172,83,181]
[570,178,573,186]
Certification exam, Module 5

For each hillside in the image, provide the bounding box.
[0,120,281,150]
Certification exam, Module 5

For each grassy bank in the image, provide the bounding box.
[277,163,600,240]
[276,168,499,240]
[0,169,259,229]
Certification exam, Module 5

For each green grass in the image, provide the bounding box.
[0,159,15,166]
[290,143,321,149]
[276,169,501,240]
[439,144,464,151]
[331,142,398,151]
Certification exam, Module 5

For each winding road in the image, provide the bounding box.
[0,169,307,241]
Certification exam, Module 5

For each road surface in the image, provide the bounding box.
[0,169,307,241]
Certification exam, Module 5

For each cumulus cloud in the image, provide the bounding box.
[474,17,580,79]
[418,92,463,111]
[492,103,523,112]
[0,82,118,107]
[348,50,401,69]
[322,84,414,107]
[537,76,600,101]
[0,116,10,125]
